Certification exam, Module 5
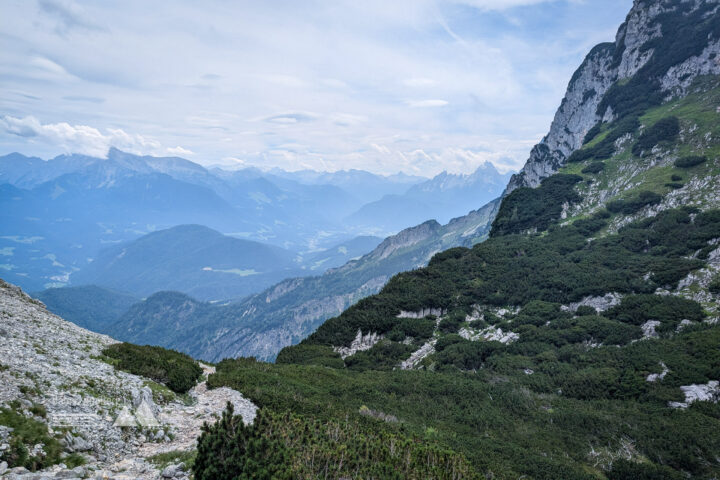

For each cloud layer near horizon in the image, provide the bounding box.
[0,0,631,175]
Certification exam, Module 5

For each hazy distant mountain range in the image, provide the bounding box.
[38,198,499,361]
[347,163,512,232]
[0,148,511,293]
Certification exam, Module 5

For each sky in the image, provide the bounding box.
[0,0,632,176]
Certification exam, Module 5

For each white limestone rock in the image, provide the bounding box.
[396,308,445,319]
[641,320,661,339]
[669,380,720,409]
[334,329,383,359]
[459,326,519,344]
[562,293,623,313]
[646,362,669,383]
[399,339,437,370]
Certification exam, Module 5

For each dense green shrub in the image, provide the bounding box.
[194,403,479,479]
[665,182,684,189]
[435,340,503,370]
[572,211,609,236]
[581,162,606,174]
[606,294,705,334]
[209,337,720,479]
[490,174,582,236]
[608,459,684,480]
[275,344,344,368]
[303,207,713,349]
[671,174,683,181]
[435,334,465,352]
[388,317,436,341]
[632,117,680,156]
[567,116,640,163]
[345,341,414,371]
[438,312,464,334]
[708,275,720,295]
[102,343,202,393]
[606,191,662,214]
[193,404,292,480]
[514,314,641,349]
[674,155,707,168]
[575,305,597,316]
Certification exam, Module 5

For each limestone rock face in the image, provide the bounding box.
[505,0,720,194]
[334,329,383,359]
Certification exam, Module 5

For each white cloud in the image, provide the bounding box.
[166,146,193,156]
[371,143,391,155]
[0,115,166,158]
[406,99,449,108]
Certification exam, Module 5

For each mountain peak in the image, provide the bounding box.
[506,0,720,194]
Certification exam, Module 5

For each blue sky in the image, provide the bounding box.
[0,0,632,175]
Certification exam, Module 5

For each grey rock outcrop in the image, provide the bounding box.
[561,293,623,313]
[669,380,720,408]
[459,325,519,344]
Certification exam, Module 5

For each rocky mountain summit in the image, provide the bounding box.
[0,279,256,479]
[506,0,720,193]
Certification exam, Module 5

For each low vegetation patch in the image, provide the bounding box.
[674,155,708,168]
[0,406,64,471]
[632,116,680,156]
[606,190,662,214]
[193,403,479,480]
[490,174,582,236]
[568,115,640,163]
[148,449,196,470]
[102,343,202,393]
[581,161,606,174]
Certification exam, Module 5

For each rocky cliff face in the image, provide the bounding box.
[506,0,720,193]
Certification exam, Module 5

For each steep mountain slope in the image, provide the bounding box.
[345,163,512,234]
[506,0,720,194]
[201,1,720,478]
[70,224,300,301]
[299,235,384,271]
[0,279,257,479]
[109,199,500,361]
